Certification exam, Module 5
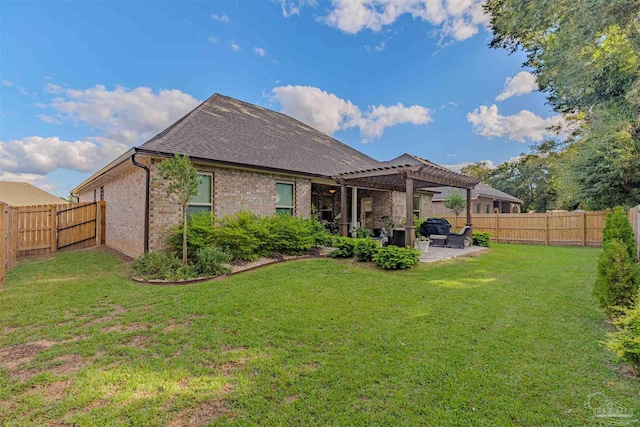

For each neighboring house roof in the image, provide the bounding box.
[0,182,65,206]
[431,183,522,204]
[137,93,380,177]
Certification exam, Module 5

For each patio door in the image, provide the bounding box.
[360,197,373,228]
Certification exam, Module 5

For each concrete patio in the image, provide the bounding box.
[419,245,488,263]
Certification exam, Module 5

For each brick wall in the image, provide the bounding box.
[148,161,312,252]
[78,162,146,258]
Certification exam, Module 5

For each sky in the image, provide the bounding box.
[0,0,563,197]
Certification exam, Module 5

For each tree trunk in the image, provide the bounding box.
[182,206,188,265]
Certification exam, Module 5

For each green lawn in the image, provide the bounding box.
[1,245,638,426]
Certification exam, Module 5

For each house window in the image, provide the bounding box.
[476,203,481,214]
[187,173,213,216]
[413,196,420,217]
[276,182,294,215]
[485,204,490,214]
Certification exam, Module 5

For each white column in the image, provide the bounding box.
[351,186,358,232]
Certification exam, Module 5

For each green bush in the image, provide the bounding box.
[212,211,270,261]
[354,227,371,239]
[194,245,232,276]
[594,239,639,312]
[266,214,315,255]
[472,232,492,247]
[414,215,425,238]
[305,217,332,247]
[354,239,380,262]
[328,236,357,258]
[603,206,637,260]
[373,246,420,270]
[132,251,198,281]
[605,298,640,376]
[167,211,216,260]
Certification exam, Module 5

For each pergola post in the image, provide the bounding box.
[466,188,472,229]
[351,186,358,234]
[405,175,415,248]
[339,181,349,237]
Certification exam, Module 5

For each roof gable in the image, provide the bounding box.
[139,94,380,176]
[431,183,522,203]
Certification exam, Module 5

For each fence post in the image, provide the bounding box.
[582,212,587,246]
[1,203,4,284]
[50,205,57,254]
[96,202,102,247]
[495,214,499,243]
[545,214,549,246]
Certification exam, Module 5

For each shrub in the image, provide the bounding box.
[594,239,639,312]
[354,239,380,262]
[132,250,197,281]
[212,211,270,261]
[605,298,640,376]
[414,215,425,238]
[305,217,332,247]
[265,214,315,255]
[373,246,420,270]
[328,236,357,258]
[194,245,232,276]
[167,212,216,261]
[603,206,637,260]
[472,232,492,247]
[354,227,371,239]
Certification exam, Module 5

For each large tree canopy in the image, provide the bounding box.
[484,0,640,209]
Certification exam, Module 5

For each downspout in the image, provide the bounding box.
[131,150,150,253]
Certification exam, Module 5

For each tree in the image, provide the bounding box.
[484,0,640,209]
[444,191,466,229]
[460,161,493,182]
[488,154,558,212]
[157,154,200,265]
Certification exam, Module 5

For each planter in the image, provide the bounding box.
[415,240,431,253]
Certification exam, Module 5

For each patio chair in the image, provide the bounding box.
[446,226,472,249]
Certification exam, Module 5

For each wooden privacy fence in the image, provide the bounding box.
[1,201,105,283]
[443,207,640,251]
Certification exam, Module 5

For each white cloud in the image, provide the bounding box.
[252,46,266,57]
[271,85,433,141]
[0,171,57,192]
[2,85,200,193]
[274,0,317,17]
[495,71,538,101]
[44,83,64,94]
[211,13,230,23]
[48,85,200,145]
[0,136,128,175]
[467,104,565,142]
[320,0,488,42]
[2,80,32,96]
[208,36,218,44]
[230,42,242,51]
[38,114,63,124]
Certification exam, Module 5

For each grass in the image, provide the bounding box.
[1,244,639,426]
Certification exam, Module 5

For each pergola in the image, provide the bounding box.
[333,163,481,247]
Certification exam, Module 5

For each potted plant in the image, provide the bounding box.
[415,235,431,252]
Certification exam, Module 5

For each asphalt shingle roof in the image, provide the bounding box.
[431,183,522,203]
[0,182,65,206]
[139,94,380,177]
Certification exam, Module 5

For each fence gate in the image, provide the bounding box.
[56,202,105,251]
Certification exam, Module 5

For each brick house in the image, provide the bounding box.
[431,183,522,216]
[72,94,478,258]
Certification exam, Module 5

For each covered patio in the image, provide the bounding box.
[333,161,480,247]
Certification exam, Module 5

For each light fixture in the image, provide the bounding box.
[328,189,337,194]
